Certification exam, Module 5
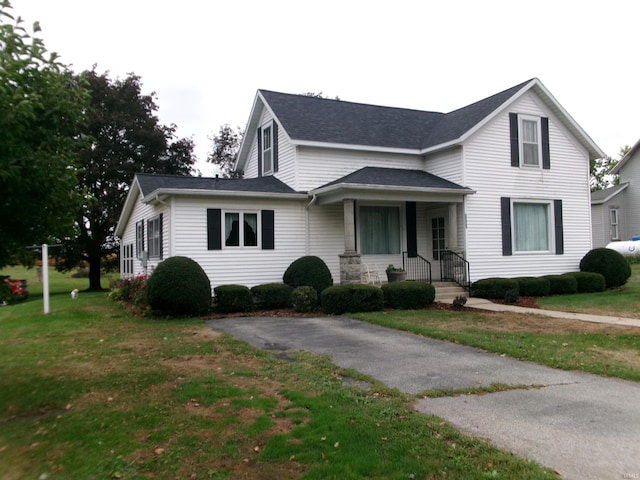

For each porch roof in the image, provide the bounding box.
[310,167,475,204]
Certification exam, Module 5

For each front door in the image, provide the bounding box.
[427,209,447,279]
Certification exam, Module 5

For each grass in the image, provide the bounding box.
[0,266,557,479]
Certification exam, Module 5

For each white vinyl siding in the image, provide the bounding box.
[463,92,592,281]
[617,151,640,240]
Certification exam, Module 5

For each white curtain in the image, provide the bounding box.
[514,203,549,251]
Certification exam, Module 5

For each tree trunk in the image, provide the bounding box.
[88,254,103,291]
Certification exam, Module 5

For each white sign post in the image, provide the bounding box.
[42,243,49,315]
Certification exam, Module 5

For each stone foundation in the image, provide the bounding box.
[339,253,362,284]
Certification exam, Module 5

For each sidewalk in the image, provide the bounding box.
[461,297,640,328]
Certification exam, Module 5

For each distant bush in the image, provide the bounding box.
[251,283,292,309]
[471,277,519,299]
[542,274,578,295]
[214,284,253,313]
[580,248,631,288]
[321,284,383,315]
[514,277,550,297]
[291,286,318,313]
[146,256,211,317]
[283,256,333,298]
[563,272,606,293]
[381,281,435,309]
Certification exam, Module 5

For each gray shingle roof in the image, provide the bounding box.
[318,167,471,191]
[260,79,532,150]
[136,173,301,197]
[590,183,628,204]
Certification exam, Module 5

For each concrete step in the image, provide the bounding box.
[433,282,468,303]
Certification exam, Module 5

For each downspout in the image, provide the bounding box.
[305,194,317,255]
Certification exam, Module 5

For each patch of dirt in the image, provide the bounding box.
[590,347,640,370]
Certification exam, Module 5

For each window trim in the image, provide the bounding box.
[223,210,260,249]
[135,220,145,259]
[122,243,134,275]
[261,123,273,175]
[147,215,163,259]
[610,208,620,241]
[511,199,553,254]
[519,115,542,168]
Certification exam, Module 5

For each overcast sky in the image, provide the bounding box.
[9,0,639,175]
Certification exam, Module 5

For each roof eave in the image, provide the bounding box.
[115,177,141,238]
[590,183,629,204]
[311,182,475,197]
[611,138,640,174]
[141,188,308,204]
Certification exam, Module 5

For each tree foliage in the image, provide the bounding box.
[207,124,243,178]
[58,69,196,290]
[0,1,89,267]
[590,145,629,192]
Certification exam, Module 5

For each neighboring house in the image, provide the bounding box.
[116,78,604,292]
[591,138,640,247]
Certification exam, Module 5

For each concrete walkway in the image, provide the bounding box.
[461,297,640,328]
[207,310,640,479]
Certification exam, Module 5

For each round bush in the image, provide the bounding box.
[542,275,578,295]
[214,284,253,313]
[146,256,211,317]
[321,284,383,315]
[283,256,333,296]
[251,283,293,309]
[514,277,550,297]
[291,286,318,313]
[381,281,435,309]
[580,248,631,288]
[471,277,519,299]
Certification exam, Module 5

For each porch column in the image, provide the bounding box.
[339,199,361,284]
[447,203,458,252]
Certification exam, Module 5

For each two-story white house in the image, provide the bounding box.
[115,78,604,292]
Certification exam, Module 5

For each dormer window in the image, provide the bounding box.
[262,125,273,175]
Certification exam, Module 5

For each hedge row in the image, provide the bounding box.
[471,271,606,300]
[214,280,437,314]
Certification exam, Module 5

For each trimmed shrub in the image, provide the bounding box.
[542,274,578,295]
[283,256,333,298]
[291,286,318,313]
[579,248,631,288]
[471,277,519,299]
[563,271,606,293]
[214,284,254,313]
[504,289,519,304]
[381,281,435,309]
[514,277,550,297]
[251,283,293,310]
[146,256,211,317]
[321,284,384,315]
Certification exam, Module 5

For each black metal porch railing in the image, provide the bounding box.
[440,250,470,293]
[402,251,432,284]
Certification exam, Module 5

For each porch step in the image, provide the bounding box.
[432,281,468,303]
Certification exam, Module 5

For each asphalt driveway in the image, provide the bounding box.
[206,315,640,480]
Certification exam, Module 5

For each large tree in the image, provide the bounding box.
[58,69,196,290]
[207,124,243,178]
[0,2,89,267]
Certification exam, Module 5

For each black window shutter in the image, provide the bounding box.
[207,209,222,250]
[406,201,417,257]
[509,113,519,167]
[257,127,263,177]
[159,213,164,259]
[273,122,279,172]
[261,210,275,250]
[554,199,564,254]
[501,197,512,256]
[541,117,550,169]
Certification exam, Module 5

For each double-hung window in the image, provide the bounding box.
[225,212,258,247]
[359,206,401,255]
[520,116,540,167]
[135,220,144,259]
[610,209,620,240]
[262,126,273,175]
[122,244,134,275]
[147,215,163,258]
